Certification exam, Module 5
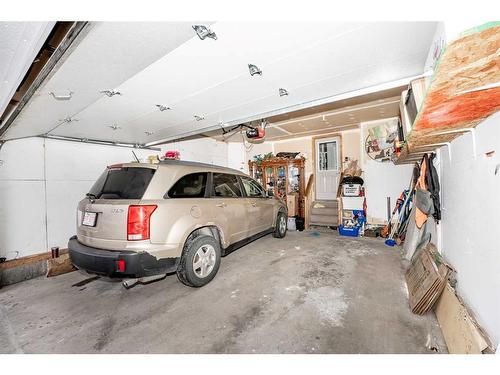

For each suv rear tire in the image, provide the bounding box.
[273,211,288,238]
[177,235,221,287]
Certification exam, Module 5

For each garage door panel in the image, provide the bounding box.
[0,137,45,180]
[43,139,156,181]
[2,22,439,144]
[0,181,47,259]
[45,180,91,249]
[2,22,197,140]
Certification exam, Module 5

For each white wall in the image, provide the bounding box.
[226,142,247,173]
[245,141,274,163]
[439,112,500,345]
[273,136,313,181]
[164,137,228,167]
[360,119,414,224]
[0,138,162,260]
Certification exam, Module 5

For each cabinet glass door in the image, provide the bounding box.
[276,166,287,198]
[254,166,263,186]
[288,165,299,194]
[265,167,275,195]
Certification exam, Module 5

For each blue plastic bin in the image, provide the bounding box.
[339,225,360,237]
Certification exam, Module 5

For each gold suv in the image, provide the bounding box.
[68,160,288,287]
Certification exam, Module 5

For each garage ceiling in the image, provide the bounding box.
[0,22,439,146]
[265,96,401,141]
[0,22,55,119]
[205,86,404,142]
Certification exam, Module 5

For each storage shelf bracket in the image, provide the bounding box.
[412,142,452,162]
[423,127,476,159]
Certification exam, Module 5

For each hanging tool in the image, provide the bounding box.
[385,171,417,247]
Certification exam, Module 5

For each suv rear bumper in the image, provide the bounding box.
[68,236,180,278]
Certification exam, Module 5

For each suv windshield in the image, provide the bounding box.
[88,167,156,199]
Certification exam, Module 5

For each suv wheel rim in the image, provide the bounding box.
[279,215,287,234]
[193,244,216,278]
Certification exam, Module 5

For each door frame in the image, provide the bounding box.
[311,133,343,201]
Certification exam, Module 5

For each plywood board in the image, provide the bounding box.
[396,22,500,164]
[435,283,490,354]
[46,253,76,277]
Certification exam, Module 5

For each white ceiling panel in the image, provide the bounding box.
[115,22,363,102]
[0,22,54,117]
[2,22,439,145]
[2,22,199,139]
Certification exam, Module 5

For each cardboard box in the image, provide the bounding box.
[286,193,299,217]
[400,77,430,140]
[341,196,364,210]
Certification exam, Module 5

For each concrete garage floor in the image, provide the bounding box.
[0,230,446,354]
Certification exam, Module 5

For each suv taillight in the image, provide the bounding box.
[127,205,157,241]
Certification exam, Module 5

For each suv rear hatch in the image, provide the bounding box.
[77,164,157,246]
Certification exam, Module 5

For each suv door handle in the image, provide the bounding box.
[251,202,257,207]
[216,203,227,208]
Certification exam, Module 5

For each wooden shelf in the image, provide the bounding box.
[395,22,500,165]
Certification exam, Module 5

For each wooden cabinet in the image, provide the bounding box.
[248,157,306,218]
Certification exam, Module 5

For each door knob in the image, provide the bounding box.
[216,203,227,208]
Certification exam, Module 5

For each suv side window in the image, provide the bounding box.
[241,176,266,198]
[212,173,242,197]
[167,172,208,198]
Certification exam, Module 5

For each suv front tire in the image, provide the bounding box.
[273,211,288,238]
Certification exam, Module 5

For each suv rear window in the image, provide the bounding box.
[88,167,156,199]
[167,173,208,198]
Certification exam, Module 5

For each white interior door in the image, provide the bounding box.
[315,137,340,200]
